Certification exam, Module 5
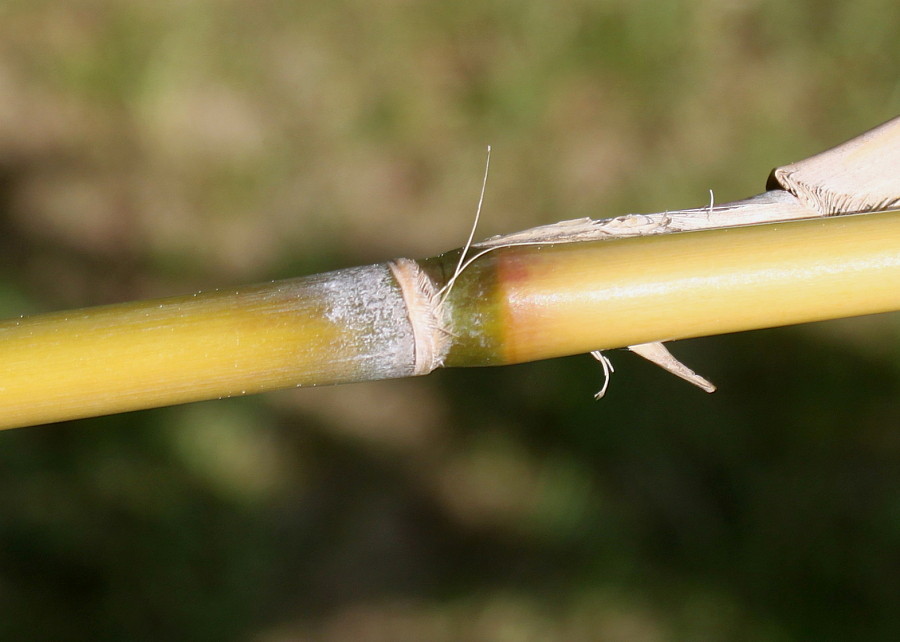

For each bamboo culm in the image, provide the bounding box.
[0,116,899,430]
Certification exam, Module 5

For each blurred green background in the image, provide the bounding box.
[1,1,899,640]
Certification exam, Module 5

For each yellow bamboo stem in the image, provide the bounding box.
[0,265,419,430]
[0,211,897,430]
[445,212,900,366]
[454,210,900,365]
[1,116,899,430]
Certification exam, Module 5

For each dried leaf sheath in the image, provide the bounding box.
[769,115,900,214]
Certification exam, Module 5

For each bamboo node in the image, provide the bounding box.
[389,258,448,375]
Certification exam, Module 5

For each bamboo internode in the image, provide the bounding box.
[438,211,900,365]
[0,266,420,429]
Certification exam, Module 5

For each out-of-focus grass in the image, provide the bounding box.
[0,1,899,640]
